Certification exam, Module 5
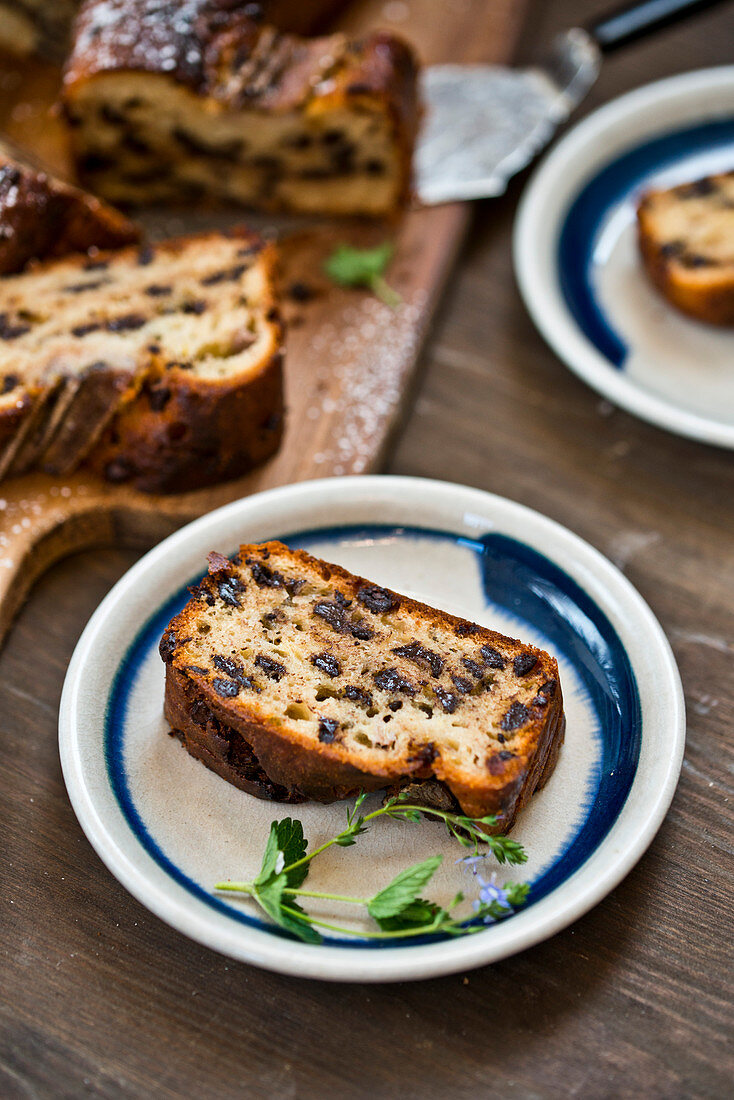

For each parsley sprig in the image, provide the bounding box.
[323,242,401,307]
[214,792,529,944]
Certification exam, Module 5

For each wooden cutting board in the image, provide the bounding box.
[0,0,526,646]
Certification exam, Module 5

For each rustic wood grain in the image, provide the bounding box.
[1,2,733,1099]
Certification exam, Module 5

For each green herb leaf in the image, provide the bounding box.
[279,900,323,944]
[276,818,309,887]
[372,898,443,932]
[367,855,443,921]
[254,821,282,885]
[324,242,401,307]
[504,881,530,906]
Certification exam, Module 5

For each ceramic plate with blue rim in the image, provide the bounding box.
[514,66,734,449]
[59,477,684,982]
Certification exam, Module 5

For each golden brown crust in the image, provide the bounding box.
[0,138,139,276]
[160,542,566,829]
[637,174,734,325]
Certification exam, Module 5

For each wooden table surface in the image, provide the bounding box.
[2,2,733,1097]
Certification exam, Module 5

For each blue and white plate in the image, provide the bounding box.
[59,477,684,982]
[514,67,734,449]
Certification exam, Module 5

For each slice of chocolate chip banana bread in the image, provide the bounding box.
[61,0,420,216]
[0,137,140,276]
[160,542,565,831]
[0,228,283,491]
[637,171,734,325]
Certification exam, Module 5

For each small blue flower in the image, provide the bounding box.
[456,854,486,875]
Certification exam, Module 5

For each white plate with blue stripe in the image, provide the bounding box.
[59,477,684,982]
[515,66,734,449]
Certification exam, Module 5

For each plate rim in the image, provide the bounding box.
[59,476,686,982]
[513,65,734,450]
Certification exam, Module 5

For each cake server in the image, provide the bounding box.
[416,0,730,204]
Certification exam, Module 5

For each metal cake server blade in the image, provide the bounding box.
[415,0,730,205]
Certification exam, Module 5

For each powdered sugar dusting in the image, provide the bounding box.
[295,286,429,476]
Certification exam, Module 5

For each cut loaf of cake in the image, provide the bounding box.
[160,542,566,830]
[0,137,139,276]
[61,0,420,215]
[637,171,734,325]
[0,228,283,491]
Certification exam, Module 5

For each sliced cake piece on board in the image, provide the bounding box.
[0,229,283,492]
[0,137,139,275]
[637,171,734,325]
[160,542,565,831]
[61,0,420,215]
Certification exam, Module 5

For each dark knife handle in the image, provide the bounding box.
[588,0,730,52]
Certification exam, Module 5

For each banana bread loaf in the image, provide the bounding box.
[160,542,565,830]
[0,228,283,491]
[637,171,734,325]
[0,137,139,276]
[61,0,420,215]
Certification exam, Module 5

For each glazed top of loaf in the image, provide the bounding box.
[63,0,420,117]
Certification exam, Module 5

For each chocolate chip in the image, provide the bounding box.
[455,622,480,636]
[255,654,286,681]
[501,702,530,731]
[0,315,29,340]
[159,630,177,662]
[107,313,147,333]
[213,654,258,691]
[122,133,152,156]
[676,178,716,199]
[83,258,109,272]
[433,686,459,713]
[513,653,538,677]
[462,658,484,678]
[249,560,287,588]
[383,714,392,723]
[318,717,339,743]
[201,264,246,286]
[451,675,473,694]
[216,576,245,608]
[313,600,373,640]
[311,653,341,678]
[145,284,172,297]
[344,685,373,707]
[660,239,684,258]
[181,299,207,314]
[680,253,711,268]
[213,677,240,698]
[137,245,154,265]
[1,373,19,393]
[357,584,399,614]
[393,641,444,678]
[365,159,385,176]
[72,322,101,337]
[373,668,415,695]
[65,280,107,294]
[481,645,505,670]
[101,104,125,125]
[388,700,403,711]
[287,281,315,302]
[148,385,171,412]
[334,591,352,607]
[350,621,374,641]
[183,665,210,676]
